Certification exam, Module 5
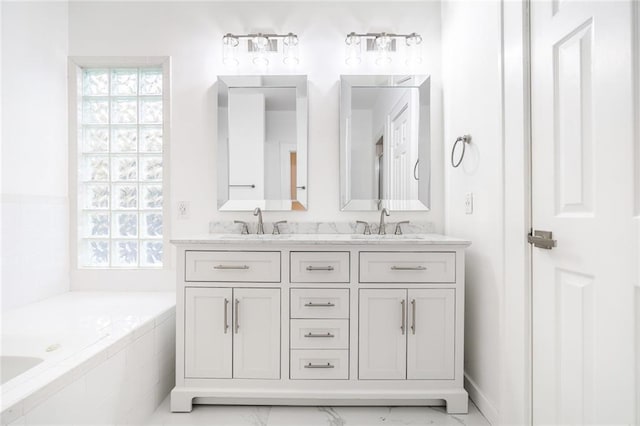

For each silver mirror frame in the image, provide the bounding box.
[217,75,308,211]
[339,75,431,211]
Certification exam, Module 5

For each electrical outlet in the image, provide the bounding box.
[177,201,190,219]
[465,193,473,214]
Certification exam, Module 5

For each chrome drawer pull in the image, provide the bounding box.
[304,302,335,307]
[306,266,335,271]
[390,266,427,271]
[304,332,335,338]
[214,265,250,270]
[304,362,335,369]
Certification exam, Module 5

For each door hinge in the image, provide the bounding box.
[528,230,557,250]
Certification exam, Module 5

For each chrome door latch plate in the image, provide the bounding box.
[528,230,557,250]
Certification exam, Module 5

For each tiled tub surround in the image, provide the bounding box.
[1,292,176,425]
[171,233,470,414]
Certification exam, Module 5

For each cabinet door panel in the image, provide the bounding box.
[233,288,281,379]
[407,289,455,380]
[358,289,407,379]
[185,287,233,378]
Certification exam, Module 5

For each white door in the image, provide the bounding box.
[184,287,233,378]
[531,1,636,424]
[407,289,455,380]
[232,288,280,379]
[359,289,407,379]
[387,96,413,203]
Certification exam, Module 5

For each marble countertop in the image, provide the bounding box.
[171,233,471,246]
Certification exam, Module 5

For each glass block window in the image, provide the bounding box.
[78,67,164,268]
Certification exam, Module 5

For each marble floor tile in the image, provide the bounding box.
[145,396,490,426]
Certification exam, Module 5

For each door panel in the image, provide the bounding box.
[232,288,281,379]
[407,289,455,380]
[531,1,636,424]
[184,287,232,378]
[358,289,407,379]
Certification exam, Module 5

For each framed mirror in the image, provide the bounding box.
[218,75,308,211]
[340,75,430,211]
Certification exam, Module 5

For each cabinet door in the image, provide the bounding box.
[359,289,407,379]
[232,288,281,379]
[185,287,233,378]
[407,289,455,380]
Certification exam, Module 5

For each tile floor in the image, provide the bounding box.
[145,396,490,426]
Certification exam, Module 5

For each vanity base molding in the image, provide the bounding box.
[170,388,469,414]
[171,237,470,415]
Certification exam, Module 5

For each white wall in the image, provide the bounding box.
[1,1,69,311]
[67,1,444,241]
[442,1,503,423]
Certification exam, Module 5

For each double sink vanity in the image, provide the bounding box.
[171,73,470,413]
[171,223,470,414]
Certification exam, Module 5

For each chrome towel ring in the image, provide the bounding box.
[451,135,471,168]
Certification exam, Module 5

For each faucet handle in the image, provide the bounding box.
[394,221,410,235]
[272,220,287,235]
[356,221,371,235]
[234,220,250,235]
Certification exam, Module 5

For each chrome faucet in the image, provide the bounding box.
[356,220,371,235]
[395,220,409,235]
[378,208,390,235]
[253,207,264,235]
[234,220,249,235]
[272,220,287,235]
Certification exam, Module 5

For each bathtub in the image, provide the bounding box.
[1,292,176,425]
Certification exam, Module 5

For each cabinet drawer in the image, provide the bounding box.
[290,319,349,350]
[290,289,349,319]
[185,251,280,282]
[290,252,350,283]
[359,252,455,283]
[290,350,349,380]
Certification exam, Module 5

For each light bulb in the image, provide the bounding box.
[345,32,361,65]
[283,33,299,65]
[222,34,239,67]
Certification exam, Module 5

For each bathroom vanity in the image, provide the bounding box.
[170,233,470,414]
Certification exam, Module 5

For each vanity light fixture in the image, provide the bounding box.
[344,32,423,66]
[222,32,300,67]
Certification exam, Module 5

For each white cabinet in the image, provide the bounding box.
[185,287,232,378]
[184,287,280,380]
[172,239,469,414]
[233,288,281,379]
[407,289,455,380]
[359,289,407,379]
[359,288,455,380]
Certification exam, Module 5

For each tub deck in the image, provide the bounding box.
[1,292,175,424]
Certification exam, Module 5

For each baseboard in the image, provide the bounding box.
[464,373,499,425]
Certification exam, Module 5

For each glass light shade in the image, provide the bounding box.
[345,33,361,65]
[283,34,299,65]
[251,35,270,67]
[252,35,269,50]
[405,33,423,65]
[222,34,239,67]
[375,34,392,66]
